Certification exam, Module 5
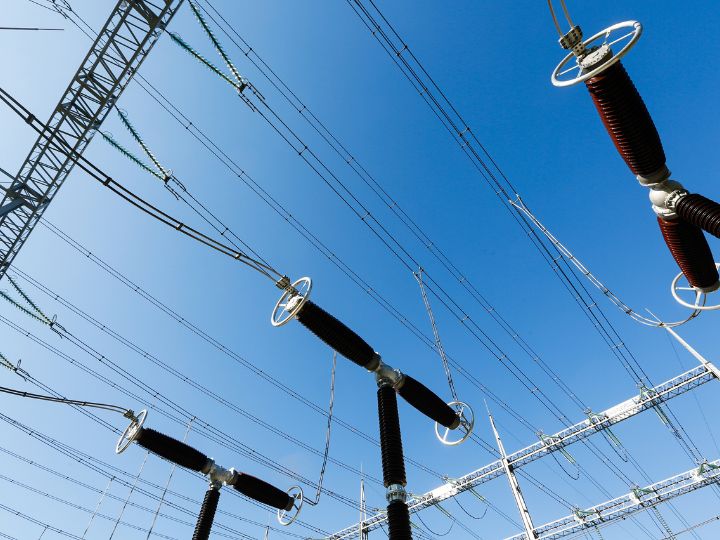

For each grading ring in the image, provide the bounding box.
[435,401,474,446]
[277,485,304,526]
[271,277,312,327]
[116,409,147,454]
[671,264,720,311]
[552,21,642,87]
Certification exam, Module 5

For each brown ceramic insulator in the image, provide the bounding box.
[657,217,719,289]
[675,193,720,239]
[585,61,666,178]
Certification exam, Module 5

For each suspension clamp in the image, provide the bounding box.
[559,25,586,57]
[275,275,292,290]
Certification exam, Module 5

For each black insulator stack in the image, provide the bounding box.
[585,60,666,178]
[397,375,458,428]
[657,217,719,289]
[675,194,720,240]
[135,428,210,473]
[193,485,220,540]
[377,385,406,487]
[386,500,413,540]
[296,300,377,369]
[233,472,293,510]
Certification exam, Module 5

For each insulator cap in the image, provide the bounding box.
[192,485,220,540]
[657,217,719,290]
[232,472,294,510]
[377,385,407,487]
[386,500,413,540]
[135,428,211,473]
[675,193,720,240]
[396,375,459,429]
[296,300,379,370]
[585,60,666,178]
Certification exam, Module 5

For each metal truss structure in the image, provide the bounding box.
[0,0,184,281]
[328,361,718,539]
[506,460,720,540]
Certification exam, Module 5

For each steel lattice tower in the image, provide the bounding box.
[0,0,184,280]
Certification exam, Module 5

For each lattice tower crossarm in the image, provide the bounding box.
[505,459,720,540]
[325,362,718,539]
[0,0,185,280]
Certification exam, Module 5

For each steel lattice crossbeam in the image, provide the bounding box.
[0,0,184,280]
[505,460,720,540]
[330,363,717,539]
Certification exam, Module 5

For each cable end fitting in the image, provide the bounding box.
[275,276,292,290]
[559,25,586,57]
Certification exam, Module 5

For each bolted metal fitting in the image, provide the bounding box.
[385,483,407,504]
[579,43,612,72]
[374,360,404,389]
[275,275,292,290]
[559,25,586,57]
[647,178,687,220]
[206,461,236,486]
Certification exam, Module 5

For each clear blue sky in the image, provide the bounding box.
[2,1,720,539]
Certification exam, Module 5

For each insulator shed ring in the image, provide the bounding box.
[277,486,304,526]
[672,263,720,311]
[115,409,147,454]
[552,21,642,87]
[271,276,312,327]
[435,401,475,446]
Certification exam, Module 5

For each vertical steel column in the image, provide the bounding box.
[490,412,538,539]
[377,382,412,540]
[359,472,369,540]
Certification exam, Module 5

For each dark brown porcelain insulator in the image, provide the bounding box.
[585,60,666,178]
[675,194,720,240]
[192,486,220,540]
[377,385,406,488]
[657,217,719,289]
[386,500,413,540]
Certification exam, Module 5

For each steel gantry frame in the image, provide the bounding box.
[0,0,184,280]
[506,459,720,540]
[327,354,719,539]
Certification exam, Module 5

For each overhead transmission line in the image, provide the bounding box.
[22,217,649,527]
[165,5,710,498]
[35,0,592,451]
[26,2,710,532]
[0,406,315,539]
[33,0,704,486]
[3,266,496,536]
[342,0,717,493]
[158,8,669,506]
[0,472,185,540]
[0,310,365,515]
[341,0,675,402]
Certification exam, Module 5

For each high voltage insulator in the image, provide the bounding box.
[117,410,303,534]
[548,2,720,311]
[271,282,474,539]
[271,281,474,436]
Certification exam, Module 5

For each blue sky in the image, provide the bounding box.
[2,1,720,539]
